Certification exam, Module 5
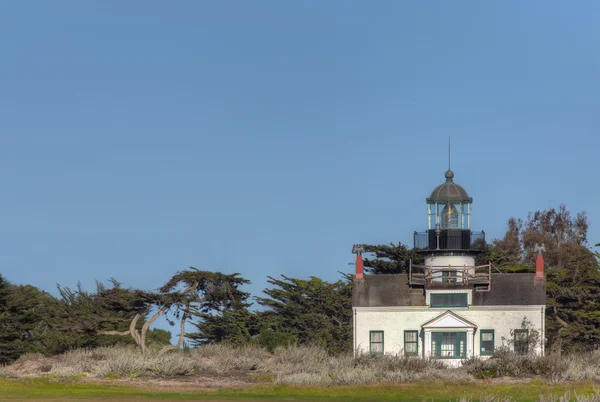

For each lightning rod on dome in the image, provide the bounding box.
[448,136,451,171]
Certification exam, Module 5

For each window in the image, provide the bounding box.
[442,271,457,283]
[431,332,466,358]
[480,330,494,355]
[430,293,468,308]
[404,331,418,356]
[370,331,384,354]
[514,329,529,355]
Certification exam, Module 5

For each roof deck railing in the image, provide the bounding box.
[408,261,491,290]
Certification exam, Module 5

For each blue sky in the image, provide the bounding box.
[1,1,599,329]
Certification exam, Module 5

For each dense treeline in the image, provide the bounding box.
[0,270,352,364]
[1,205,598,364]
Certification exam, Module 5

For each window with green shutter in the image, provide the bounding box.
[370,331,384,354]
[404,330,418,356]
[480,330,494,355]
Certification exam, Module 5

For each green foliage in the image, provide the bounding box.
[500,316,541,355]
[0,275,75,364]
[485,206,600,352]
[185,272,255,347]
[57,280,148,348]
[362,242,421,274]
[145,328,172,346]
[256,330,297,353]
[255,275,352,355]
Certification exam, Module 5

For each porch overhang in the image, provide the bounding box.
[421,310,478,329]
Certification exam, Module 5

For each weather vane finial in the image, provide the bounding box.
[534,243,546,255]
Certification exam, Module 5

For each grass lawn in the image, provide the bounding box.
[0,378,598,401]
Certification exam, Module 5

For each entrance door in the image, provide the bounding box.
[431,332,466,359]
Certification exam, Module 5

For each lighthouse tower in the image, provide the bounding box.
[411,168,487,288]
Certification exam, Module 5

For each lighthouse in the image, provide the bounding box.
[411,168,486,287]
[352,164,546,361]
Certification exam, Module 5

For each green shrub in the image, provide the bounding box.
[256,330,297,353]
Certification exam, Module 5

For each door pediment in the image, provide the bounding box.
[421,310,477,329]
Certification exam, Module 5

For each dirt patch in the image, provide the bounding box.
[105,371,259,391]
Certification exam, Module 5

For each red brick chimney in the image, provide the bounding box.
[535,251,544,278]
[356,253,364,280]
[352,244,364,280]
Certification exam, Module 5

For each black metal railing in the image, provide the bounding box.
[413,229,485,251]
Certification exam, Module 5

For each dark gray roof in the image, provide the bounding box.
[352,275,425,307]
[427,170,472,203]
[353,273,546,307]
[472,274,546,306]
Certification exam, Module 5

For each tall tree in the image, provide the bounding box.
[188,305,258,346]
[545,244,600,352]
[521,204,588,268]
[157,269,251,351]
[0,275,20,364]
[0,275,70,363]
[362,242,421,274]
[185,272,254,347]
[475,218,530,271]
[58,279,150,349]
[255,275,352,354]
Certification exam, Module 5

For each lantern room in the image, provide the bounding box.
[426,169,472,230]
[414,169,485,252]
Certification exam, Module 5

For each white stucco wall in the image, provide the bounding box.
[422,255,476,283]
[353,305,545,361]
[423,255,475,268]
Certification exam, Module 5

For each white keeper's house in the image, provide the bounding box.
[352,168,546,363]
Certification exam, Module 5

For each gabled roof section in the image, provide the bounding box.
[421,310,477,329]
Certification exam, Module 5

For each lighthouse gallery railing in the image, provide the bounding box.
[413,230,485,251]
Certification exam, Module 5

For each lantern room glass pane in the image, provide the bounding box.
[441,203,459,229]
[428,202,471,230]
[463,203,470,230]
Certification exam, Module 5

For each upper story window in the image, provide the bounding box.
[430,293,468,308]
